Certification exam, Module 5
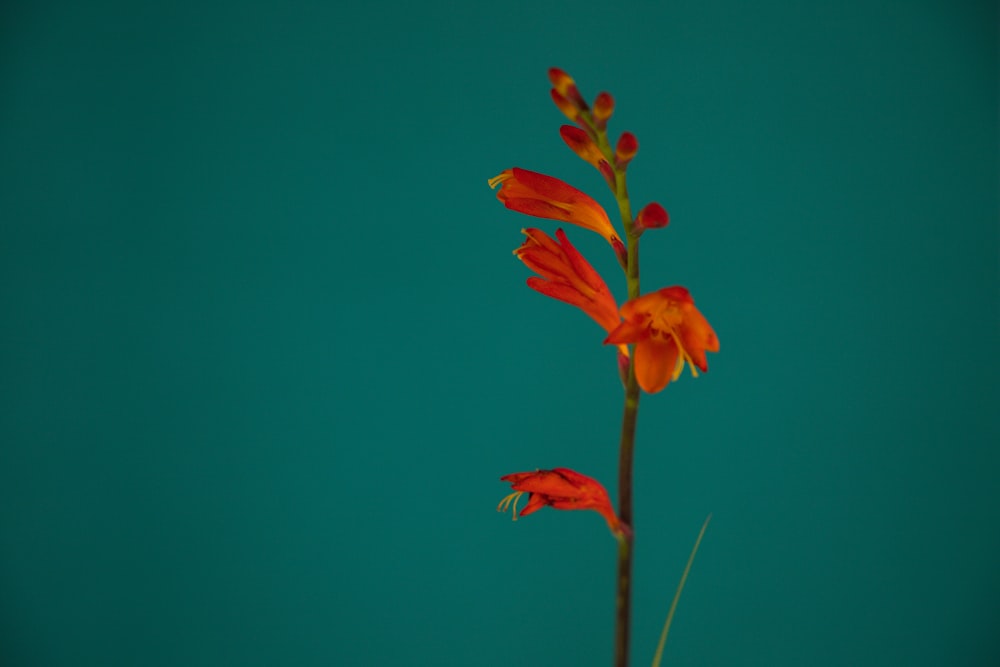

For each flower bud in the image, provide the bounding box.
[550,89,580,123]
[548,67,588,111]
[615,132,639,169]
[635,202,669,232]
[593,92,614,130]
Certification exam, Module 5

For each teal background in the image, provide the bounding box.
[2,1,997,665]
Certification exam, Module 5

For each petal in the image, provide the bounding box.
[604,316,649,346]
[502,196,573,222]
[526,277,592,311]
[549,467,593,488]
[511,167,568,196]
[500,472,535,484]
[658,285,693,304]
[633,337,679,393]
[509,469,583,497]
[677,308,719,372]
[519,493,551,517]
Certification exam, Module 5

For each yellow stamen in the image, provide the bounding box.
[496,491,525,520]
[488,172,513,190]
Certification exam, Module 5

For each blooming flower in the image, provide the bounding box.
[497,467,621,535]
[515,227,621,334]
[604,286,719,394]
[489,167,625,262]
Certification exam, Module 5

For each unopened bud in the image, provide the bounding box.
[593,92,614,130]
[635,202,669,232]
[615,132,639,169]
[548,67,588,112]
[551,89,580,122]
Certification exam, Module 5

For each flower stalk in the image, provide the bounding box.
[610,128,641,667]
[491,68,719,667]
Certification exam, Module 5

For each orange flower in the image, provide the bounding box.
[514,228,621,335]
[497,467,621,536]
[489,168,625,262]
[604,287,719,394]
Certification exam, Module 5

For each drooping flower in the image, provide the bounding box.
[515,228,622,335]
[604,286,719,394]
[497,467,621,536]
[489,167,625,263]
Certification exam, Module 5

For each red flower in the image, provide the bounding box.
[489,167,625,263]
[604,287,719,394]
[514,228,621,335]
[497,467,621,536]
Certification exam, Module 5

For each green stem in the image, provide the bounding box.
[614,365,640,667]
[611,141,642,667]
[587,110,642,667]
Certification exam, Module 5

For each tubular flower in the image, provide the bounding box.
[497,467,621,536]
[515,228,622,336]
[489,168,624,260]
[604,286,719,394]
